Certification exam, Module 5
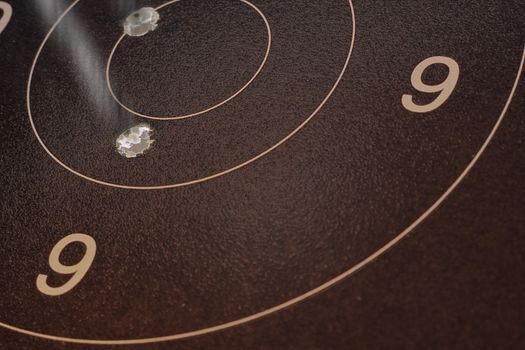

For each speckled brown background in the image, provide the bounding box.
[0,0,524,349]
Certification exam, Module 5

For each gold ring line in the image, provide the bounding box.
[106,0,272,121]
[26,0,354,190]
[14,0,524,344]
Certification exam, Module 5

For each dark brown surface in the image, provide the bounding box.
[0,0,524,349]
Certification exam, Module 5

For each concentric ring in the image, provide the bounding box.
[106,0,272,121]
[26,0,353,190]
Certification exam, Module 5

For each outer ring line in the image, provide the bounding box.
[11,0,524,345]
[26,0,353,191]
[106,0,272,121]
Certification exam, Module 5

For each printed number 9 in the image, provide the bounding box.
[402,56,460,113]
[36,233,96,296]
[0,1,12,34]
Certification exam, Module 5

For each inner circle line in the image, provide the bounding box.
[106,0,272,121]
